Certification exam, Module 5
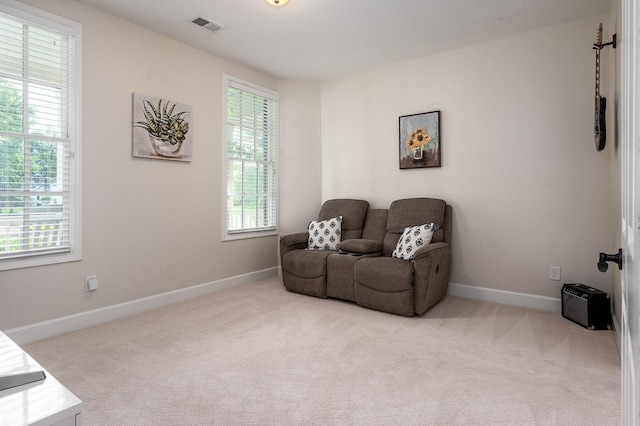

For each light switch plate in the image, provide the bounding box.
[550,266,561,281]
[86,275,98,291]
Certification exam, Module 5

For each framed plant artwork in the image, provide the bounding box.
[399,110,440,169]
[132,93,192,162]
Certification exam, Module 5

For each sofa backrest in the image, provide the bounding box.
[361,209,388,242]
[442,204,452,245]
[382,198,450,255]
[318,199,369,240]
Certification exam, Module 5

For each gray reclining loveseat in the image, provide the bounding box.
[279,198,452,316]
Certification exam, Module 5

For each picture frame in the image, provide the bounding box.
[399,110,440,169]
[132,93,192,162]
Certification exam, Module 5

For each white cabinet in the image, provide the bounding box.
[0,332,82,426]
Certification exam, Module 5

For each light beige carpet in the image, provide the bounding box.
[24,277,620,425]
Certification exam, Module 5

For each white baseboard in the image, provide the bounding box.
[447,282,561,312]
[612,312,621,357]
[5,267,278,345]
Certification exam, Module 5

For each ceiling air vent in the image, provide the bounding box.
[191,16,225,33]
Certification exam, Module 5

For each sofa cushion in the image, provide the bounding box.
[361,208,388,242]
[386,198,445,233]
[391,224,437,261]
[318,199,369,240]
[283,249,334,278]
[307,216,342,250]
[339,239,383,254]
[355,257,414,292]
[383,198,446,255]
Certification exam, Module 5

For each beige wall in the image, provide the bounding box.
[320,15,615,299]
[277,81,322,237]
[0,0,279,329]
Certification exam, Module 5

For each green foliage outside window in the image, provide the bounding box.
[0,78,60,251]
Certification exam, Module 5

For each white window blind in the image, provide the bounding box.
[0,3,80,268]
[224,77,278,236]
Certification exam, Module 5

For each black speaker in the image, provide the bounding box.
[561,283,612,330]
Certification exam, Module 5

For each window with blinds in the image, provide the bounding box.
[224,76,278,238]
[0,3,81,270]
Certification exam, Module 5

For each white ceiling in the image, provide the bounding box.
[75,0,612,81]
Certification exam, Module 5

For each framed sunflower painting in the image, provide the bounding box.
[399,110,440,169]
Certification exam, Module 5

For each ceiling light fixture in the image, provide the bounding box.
[264,0,289,8]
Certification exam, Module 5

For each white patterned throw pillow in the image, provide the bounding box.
[392,223,438,261]
[307,216,343,250]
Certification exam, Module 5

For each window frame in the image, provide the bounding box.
[222,74,278,241]
[0,0,82,271]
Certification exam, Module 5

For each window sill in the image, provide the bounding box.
[0,252,81,272]
[223,229,279,242]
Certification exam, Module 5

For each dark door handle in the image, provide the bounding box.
[598,248,623,272]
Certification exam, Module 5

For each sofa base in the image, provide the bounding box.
[282,271,327,298]
[328,252,373,302]
[354,283,415,317]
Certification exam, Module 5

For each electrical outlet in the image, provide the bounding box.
[549,266,561,281]
[85,275,98,292]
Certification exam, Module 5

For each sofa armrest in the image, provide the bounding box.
[279,232,308,266]
[339,239,383,255]
[280,232,308,248]
[412,242,451,315]
[413,242,450,260]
